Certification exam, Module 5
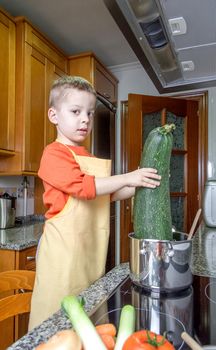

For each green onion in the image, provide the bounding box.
[61,295,107,350]
[114,304,136,350]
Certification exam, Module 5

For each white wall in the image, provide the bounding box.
[110,62,158,102]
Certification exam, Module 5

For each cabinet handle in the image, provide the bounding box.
[27,256,35,261]
[103,92,111,99]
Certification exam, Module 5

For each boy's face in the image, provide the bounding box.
[48,88,96,146]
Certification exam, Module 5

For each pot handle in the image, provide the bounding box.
[167,242,174,257]
[140,241,147,255]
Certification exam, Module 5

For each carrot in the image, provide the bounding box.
[100,334,116,350]
[96,323,117,337]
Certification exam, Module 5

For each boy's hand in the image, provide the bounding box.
[127,168,161,188]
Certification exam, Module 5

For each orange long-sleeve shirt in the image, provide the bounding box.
[38,142,96,219]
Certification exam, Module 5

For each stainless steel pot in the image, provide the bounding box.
[129,232,193,292]
[131,283,193,348]
[0,193,16,229]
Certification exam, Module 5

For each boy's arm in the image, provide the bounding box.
[94,168,161,198]
[110,186,135,202]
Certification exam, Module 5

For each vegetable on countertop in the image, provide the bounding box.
[35,329,82,350]
[133,123,175,240]
[100,333,116,350]
[114,304,136,350]
[96,323,117,349]
[96,323,117,337]
[122,330,175,350]
[61,295,107,350]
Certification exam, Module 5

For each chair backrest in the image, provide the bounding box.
[0,270,35,322]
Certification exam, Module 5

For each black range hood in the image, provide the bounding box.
[104,0,216,93]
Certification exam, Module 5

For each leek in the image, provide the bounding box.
[114,304,136,350]
[61,295,106,350]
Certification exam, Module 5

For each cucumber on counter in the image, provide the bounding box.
[133,124,175,240]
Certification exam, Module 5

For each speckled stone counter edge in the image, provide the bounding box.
[0,222,43,251]
[8,263,130,350]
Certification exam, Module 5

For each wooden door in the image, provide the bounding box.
[23,44,46,172]
[120,93,208,262]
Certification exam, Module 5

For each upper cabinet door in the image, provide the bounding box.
[68,52,118,103]
[23,44,46,172]
[94,60,117,103]
[0,10,15,154]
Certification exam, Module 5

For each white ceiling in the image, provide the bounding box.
[0,0,138,67]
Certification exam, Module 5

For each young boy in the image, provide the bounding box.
[29,75,161,329]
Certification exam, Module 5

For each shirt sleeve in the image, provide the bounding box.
[38,144,96,200]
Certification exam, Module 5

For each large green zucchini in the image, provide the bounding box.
[133,124,175,240]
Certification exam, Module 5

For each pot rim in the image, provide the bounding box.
[129,231,191,243]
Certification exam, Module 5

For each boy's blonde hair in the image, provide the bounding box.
[49,75,96,108]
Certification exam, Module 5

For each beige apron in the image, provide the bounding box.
[29,147,111,330]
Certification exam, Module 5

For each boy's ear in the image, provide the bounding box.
[48,107,58,125]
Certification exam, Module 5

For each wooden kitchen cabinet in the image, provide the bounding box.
[0,246,37,350]
[0,246,36,273]
[0,17,68,175]
[68,51,118,102]
[0,9,16,157]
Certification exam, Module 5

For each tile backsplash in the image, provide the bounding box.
[0,176,35,217]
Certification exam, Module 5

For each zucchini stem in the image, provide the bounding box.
[159,123,176,134]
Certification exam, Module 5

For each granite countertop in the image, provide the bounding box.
[7,222,216,349]
[191,222,216,277]
[0,222,44,251]
[8,263,130,350]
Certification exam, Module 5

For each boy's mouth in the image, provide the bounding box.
[78,128,88,134]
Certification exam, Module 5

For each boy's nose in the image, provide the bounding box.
[81,113,90,122]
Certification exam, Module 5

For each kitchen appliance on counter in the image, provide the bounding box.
[90,274,216,349]
[203,180,216,227]
[0,193,16,229]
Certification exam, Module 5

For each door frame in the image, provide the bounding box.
[120,90,208,263]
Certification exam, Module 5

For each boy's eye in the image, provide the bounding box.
[72,109,80,115]
[88,111,95,118]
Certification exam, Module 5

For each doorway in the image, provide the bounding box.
[120,92,208,263]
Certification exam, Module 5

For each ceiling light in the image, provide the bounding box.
[181,61,195,71]
[168,17,187,36]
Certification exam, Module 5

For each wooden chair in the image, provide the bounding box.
[0,270,35,322]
